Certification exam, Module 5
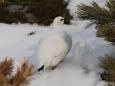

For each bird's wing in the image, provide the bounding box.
[37,36,58,66]
[55,32,72,57]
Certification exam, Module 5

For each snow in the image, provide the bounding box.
[0,0,115,86]
[0,22,114,86]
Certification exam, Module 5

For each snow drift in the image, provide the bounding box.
[0,0,115,86]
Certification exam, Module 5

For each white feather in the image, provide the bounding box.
[36,16,72,72]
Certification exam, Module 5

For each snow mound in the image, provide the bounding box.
[0,22,114,86]
[0,0,114,86]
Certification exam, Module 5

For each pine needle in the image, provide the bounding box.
[0,58,14,76]
[98,54,115,82]
[0,58,14,86]
[0,58,36,86]
[76,0,115,44]
[10,60,36,86]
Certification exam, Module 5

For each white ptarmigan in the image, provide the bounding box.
[37,16,72,73]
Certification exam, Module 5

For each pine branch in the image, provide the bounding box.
[0,58,13,86]
[106,0,115,17]
[96,25,115,44]
[0,73,10,86]
[10,60,36,86]
[76,0,115,44]
[98,54,115,82]
[0,58,36,86]
[0,58,14,76]
[77,1,115,24]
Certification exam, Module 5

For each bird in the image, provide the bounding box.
[36,16,72,73]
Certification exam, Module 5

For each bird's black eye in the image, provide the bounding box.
[60,19,64,21]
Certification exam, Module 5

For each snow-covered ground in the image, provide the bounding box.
[0,0,115,86]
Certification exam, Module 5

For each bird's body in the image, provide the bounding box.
[37,16,72,73]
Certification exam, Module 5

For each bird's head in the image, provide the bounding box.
[52,16,64,29]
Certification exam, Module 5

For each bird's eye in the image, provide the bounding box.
[60,19,64,21]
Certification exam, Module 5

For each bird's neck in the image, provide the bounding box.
[52,23,63,29]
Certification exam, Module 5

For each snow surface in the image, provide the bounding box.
[0,0,115,86]
[0,22,114,86]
